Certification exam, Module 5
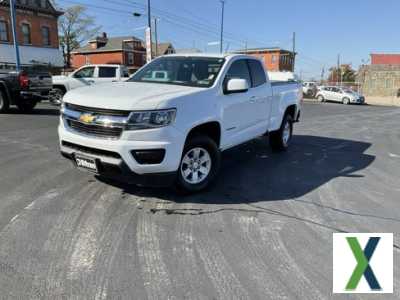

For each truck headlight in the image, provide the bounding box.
[126,109,176,130]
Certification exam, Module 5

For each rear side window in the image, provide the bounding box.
[248,60,266,87]
[98,67,117,78]
[225,59,251,86]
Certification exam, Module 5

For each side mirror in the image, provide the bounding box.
[225,78,249,94]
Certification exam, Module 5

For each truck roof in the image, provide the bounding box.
[161,53,260,60]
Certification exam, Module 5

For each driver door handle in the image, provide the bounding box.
[249,96,257,103]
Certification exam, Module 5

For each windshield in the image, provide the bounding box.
[129,56,225,88]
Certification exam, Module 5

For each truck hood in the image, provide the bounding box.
[63,82,204,110]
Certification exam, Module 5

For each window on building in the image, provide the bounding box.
[98,67,117,78]
[21,23,31,44]
[248,59,267,87]
[385,78,393,89]
[41,26,50,46]
[127,52,134,65]
[40,0,47,8]
[271,55,277,63]
[19,0,28,5]
[0,21,8,42]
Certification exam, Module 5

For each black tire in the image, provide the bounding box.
[176,135,221,193]
[269,114,293,151]
[317,95,325,102]
[0,89,10,113]
[16,100,37,113]
[51,87,65,105]
[342,97,350,105]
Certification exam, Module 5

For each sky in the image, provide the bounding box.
[56,0,400,80]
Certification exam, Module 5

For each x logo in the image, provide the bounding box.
[346,237,381,290]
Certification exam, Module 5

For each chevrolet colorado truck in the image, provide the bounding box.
[59,54,302,192]
[51,64,130,104]
[0,68,52,113]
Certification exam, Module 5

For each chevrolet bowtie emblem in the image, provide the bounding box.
[79,113,96,124]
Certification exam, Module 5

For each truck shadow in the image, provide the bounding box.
[100,135,375,204]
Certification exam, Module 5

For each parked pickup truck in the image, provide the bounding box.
[0,69,52,113]
[52,64,130,104]
[59,54,302,192]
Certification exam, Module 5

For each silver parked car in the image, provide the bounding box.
[316,86,365,104]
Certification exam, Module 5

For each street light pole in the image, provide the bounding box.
[146,0,152,62]
[9,0,21,71]
[154,18,158,57]
[219,0,225,53]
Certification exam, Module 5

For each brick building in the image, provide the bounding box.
[71,34,146,73]
[0,0,63,70]
[371,54,400,65]
[358,54,400,97]
[234,47,295,72]
[72,34,175,73]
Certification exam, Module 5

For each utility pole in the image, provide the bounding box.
[320,66,325,84]
[9,0,21,71]
[292,32,296,72]
[337,54,340,86]
[153,18,158,57]
[145,0,152,62]
[219,0,225,53]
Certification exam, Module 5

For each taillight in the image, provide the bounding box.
[19,72,29,89]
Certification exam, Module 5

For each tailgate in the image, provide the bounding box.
[27,72,52,91]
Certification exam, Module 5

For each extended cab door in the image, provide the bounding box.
[69,66,96,90]
[221,59,269,148]
[247,59,271,133]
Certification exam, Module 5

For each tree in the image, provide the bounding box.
[58,5,101,68]
[328,65,356,83]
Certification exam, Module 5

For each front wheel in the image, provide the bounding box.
[317,95,325,102]
[51,88,65,105]
[176,136,221,193]
[269,114,293,151]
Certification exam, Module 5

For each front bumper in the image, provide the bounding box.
[61,150,176,187]
[350,97,365,104]
[58,120,185,186]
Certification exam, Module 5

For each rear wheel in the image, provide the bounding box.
[269,114,293,151]
[176,135,221,193]
[16,100,37,113]
[342,97,350,105]
[0,89,9,113]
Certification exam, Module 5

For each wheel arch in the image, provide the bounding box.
[185,121,222,148]
[53,84,67,94]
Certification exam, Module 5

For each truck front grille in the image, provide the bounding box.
[67,120,123,139]
[62,102,129,139]
[65,103,131,117]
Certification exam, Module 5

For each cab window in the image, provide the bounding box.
[98,67,117,78]
[248,59,266,87]
[74,67,95,78]
[225,59,251,87]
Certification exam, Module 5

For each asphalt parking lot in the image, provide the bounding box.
[0,102,399,299]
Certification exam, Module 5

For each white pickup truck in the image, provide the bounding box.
[52,64,129,103]
[59,54,302,192]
